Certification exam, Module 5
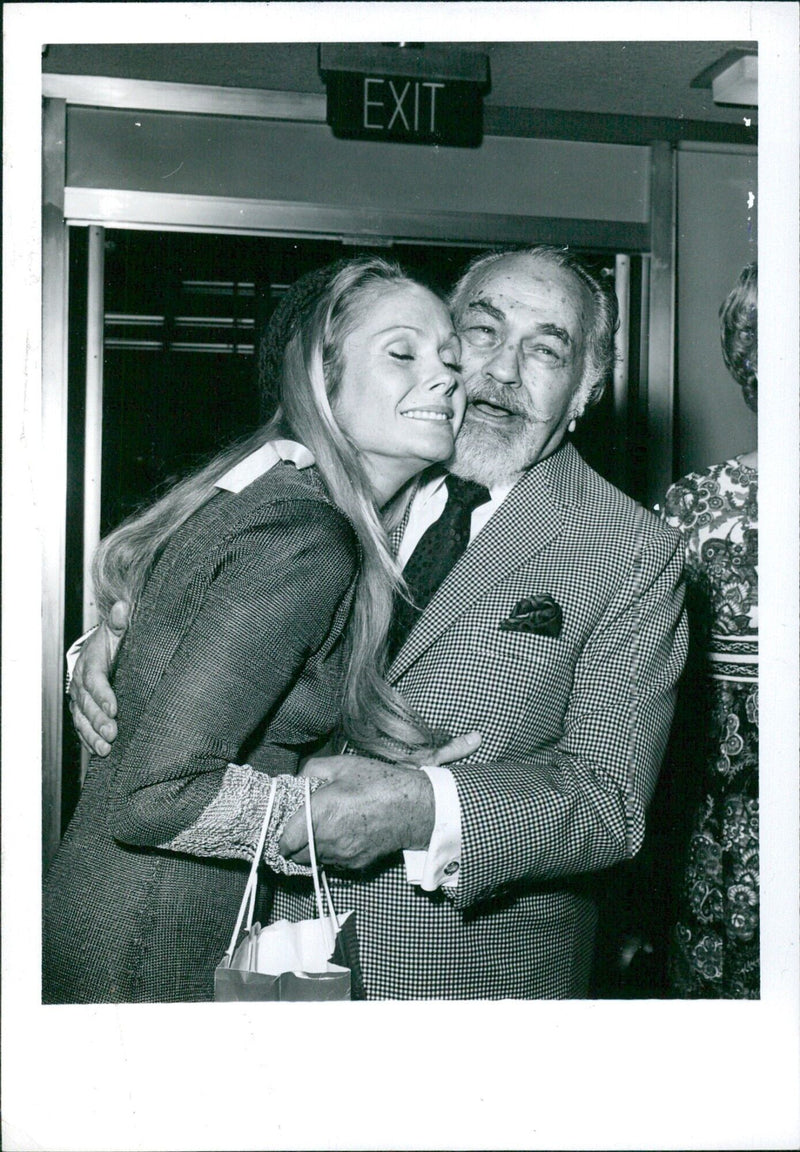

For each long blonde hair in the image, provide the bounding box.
[93,257,437,758]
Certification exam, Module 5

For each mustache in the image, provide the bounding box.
[465,381,532,418]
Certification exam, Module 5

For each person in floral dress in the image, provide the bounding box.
[664,263,758,997]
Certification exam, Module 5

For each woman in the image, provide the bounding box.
[43,257,466,1003]
[664,263,759,998]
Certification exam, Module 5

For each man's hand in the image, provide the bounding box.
[279,756,436,871]
[68,600,130,756]
[404,729,481,768]
[281,731,480,870]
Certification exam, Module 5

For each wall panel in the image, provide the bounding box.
[66,108,650,225]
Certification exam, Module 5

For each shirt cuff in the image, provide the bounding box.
[64,628,96,691]
[403,765,462,891]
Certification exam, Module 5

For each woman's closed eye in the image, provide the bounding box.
[388,349,461,372]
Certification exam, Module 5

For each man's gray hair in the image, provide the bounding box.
[449,246,619,412]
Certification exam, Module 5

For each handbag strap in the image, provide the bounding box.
[224,775,341,961]
[305,776,340,954]
[224,775,278,960]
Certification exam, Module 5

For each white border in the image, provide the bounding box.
[4,5,799,1151]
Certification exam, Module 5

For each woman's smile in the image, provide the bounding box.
[400,404,456,422]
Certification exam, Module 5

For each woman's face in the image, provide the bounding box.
[333,282,465,486]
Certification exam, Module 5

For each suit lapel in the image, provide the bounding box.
[387,442,586,684]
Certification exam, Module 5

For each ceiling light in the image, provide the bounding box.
[691,49,758,108]
[712,55,758,106]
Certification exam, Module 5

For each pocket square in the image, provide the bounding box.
[499,594,563,638]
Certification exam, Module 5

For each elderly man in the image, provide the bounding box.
[70,246,687,999]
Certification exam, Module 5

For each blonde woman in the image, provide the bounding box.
[44,257,466,1003]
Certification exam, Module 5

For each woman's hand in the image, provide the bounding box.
[405,730,482,768]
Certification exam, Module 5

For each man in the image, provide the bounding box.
[69,247,687,998]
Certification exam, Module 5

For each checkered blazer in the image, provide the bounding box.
[272,443,688,999]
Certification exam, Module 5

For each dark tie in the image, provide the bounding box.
[387,475,491,662]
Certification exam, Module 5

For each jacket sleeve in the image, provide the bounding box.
[446,522,688,911]
[106,501,357,864]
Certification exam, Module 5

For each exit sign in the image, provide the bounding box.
[320,44,489,149]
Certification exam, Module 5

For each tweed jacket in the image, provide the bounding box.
[43,463,358,1003]
[273,443,688,998]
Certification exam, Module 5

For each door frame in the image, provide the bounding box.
[42,96,70,868]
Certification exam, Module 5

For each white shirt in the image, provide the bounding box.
[399,473,515,891]
[214,438,314,491]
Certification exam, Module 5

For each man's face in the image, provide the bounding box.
[449,256,593,486]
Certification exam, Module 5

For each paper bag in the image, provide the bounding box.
[214,908,361,1001]
[214,777,363,1001]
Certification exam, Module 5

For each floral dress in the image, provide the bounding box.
[663,457,759,998]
